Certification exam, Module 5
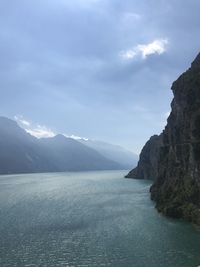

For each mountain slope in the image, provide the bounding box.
[0,117,56,174]
[79,139,138,169]
[0,117,122,174]
[39,135,123,171]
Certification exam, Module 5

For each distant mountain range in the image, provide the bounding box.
[0,116,137,174]
[79,139,138,169]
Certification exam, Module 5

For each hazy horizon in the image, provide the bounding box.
[1,0,200,153]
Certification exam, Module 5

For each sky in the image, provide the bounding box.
[0,0,200,154]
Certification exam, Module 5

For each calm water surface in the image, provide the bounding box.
[0,170,200,267]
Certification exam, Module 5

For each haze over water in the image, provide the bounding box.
[0,170,200,267]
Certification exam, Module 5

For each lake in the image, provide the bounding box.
[0,170,200,267]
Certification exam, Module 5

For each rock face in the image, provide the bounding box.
[127,53,200,225]
[151,53,200,225]
[125,135,162,179]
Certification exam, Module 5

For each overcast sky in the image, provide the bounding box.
[1,0,200,153]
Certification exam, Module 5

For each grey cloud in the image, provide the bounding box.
[0,0,200,153]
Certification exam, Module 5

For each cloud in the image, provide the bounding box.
[26,125,56,138]
[64,134,89,141]
[14,115,89,140]
[1,0,200,154]
[14,115,31,126]
[120,39,169,60]
[120,50,137,60]
[26,126,89,140]
[138,39,169,58]
[14,115,55,138]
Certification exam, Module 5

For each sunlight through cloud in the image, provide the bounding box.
[120,39,169,60]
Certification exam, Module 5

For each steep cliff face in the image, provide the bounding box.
[125,135,162,179]
[126,53,200,225]
[150,53,200,225]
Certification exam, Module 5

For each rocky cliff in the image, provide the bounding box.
[151,53,200,225]
[125,134,162,179]
[127,53,200,225]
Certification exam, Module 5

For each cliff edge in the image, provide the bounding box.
[125,134,162,180]
[151,53,200,225]
[127,53,200,225]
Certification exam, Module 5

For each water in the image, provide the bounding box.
[0,170,200,267]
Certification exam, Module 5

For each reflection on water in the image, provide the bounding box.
[0,170,200,267]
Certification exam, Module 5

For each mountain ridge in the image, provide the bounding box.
[79,139,138,169]
[0,117,125,174]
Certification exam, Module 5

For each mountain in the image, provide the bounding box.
[39,135,124,171]
[0,117,123,174]
[126,53,200,225]
[79,139,138,169]
[0,117,55,174]
[125,135,162,179]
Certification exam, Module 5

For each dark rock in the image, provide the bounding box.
[125,134,162,179]
[150,52,200,225]
[127,53,200,225]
